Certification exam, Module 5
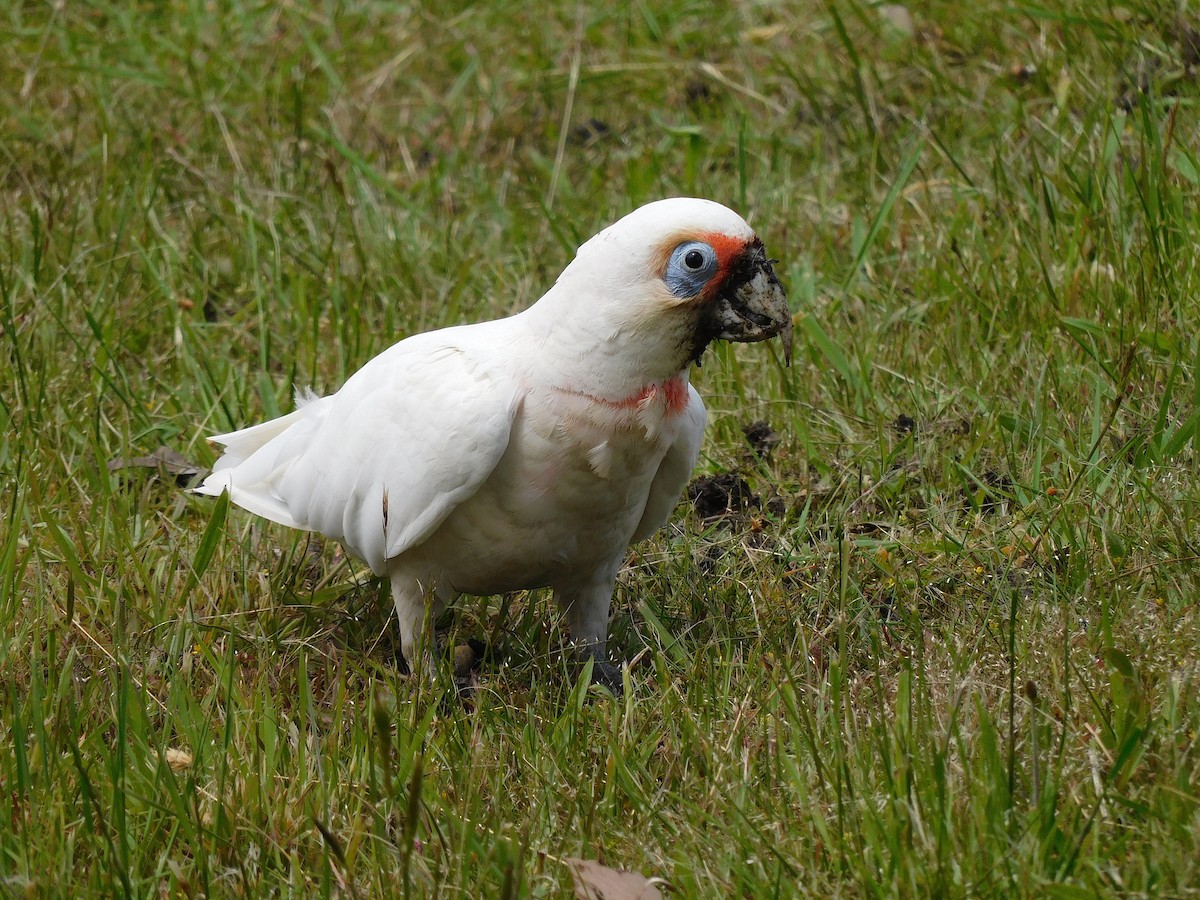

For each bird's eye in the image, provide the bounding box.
[664,240,719,297]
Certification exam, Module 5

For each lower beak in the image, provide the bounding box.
[706,245,793,364]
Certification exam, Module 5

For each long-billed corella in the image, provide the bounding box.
[196,198,792,690]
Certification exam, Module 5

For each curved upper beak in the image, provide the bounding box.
[705,241,793,365]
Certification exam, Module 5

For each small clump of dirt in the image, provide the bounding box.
[694,542,727,574]
[962,469,1013,515]
[684,79,714,107]
[568,118,612,147]
[687,472,758,520]
[1168,16,1200,68]
[742,420,781,459]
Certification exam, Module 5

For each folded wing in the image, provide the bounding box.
[196,334,523,573]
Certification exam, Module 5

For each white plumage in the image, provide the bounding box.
[196,198,791,688]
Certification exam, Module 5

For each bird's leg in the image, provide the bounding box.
[554,570,623,693]
[388,576,443,681]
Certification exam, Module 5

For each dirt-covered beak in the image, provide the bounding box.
[701,240,793,365]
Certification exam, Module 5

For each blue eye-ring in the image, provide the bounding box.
[665,240,718,297]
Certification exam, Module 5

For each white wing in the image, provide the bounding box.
[631,385,706,542]
[196,329,523,574]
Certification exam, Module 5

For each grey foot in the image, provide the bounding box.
[589,659,625,696]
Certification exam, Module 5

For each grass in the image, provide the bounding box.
[3,0,1200,894]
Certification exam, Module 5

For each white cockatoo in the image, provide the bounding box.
[196,198,791,689]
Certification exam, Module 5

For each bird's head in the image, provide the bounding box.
[546,198,792,379]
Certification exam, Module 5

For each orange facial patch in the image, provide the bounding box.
[696,230,751,298]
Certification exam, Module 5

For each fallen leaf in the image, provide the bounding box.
[164,747,193,771]
[565,858,663,900]
[879,4,914,37]
[741,24,786,43]
[108,446,202,486]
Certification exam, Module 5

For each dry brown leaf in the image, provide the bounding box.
[108,445,202,486]
[565,858,663,900]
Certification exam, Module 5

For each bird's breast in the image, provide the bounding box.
[405,381,684,594]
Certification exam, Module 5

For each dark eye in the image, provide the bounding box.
[684,249,706,270]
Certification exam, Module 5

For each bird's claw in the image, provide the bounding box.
[588,659,625,696]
